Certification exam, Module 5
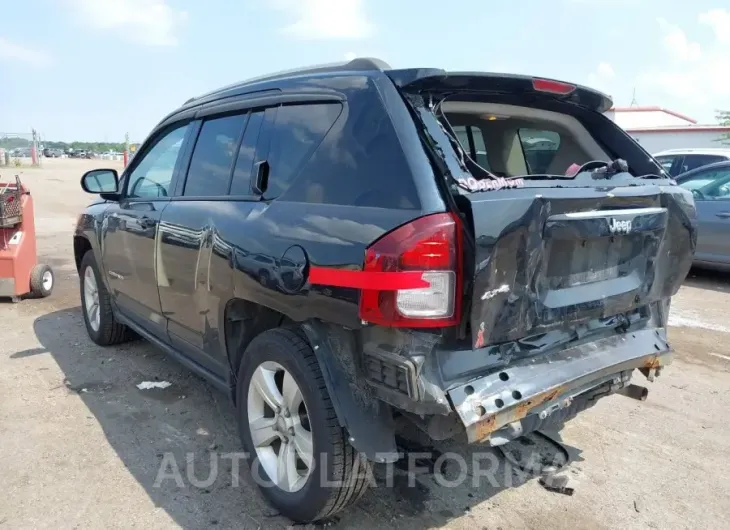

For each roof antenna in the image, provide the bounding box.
[630,87,638,107]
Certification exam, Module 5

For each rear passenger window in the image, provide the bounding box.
[452,125,491,170]
[518,128,561,174]
[682,154,727,173]
[184,114,247,197]
[263,103,342,200]
[230,111,264,196]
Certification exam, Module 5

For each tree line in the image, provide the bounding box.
[0,137,126,152]
[717,111,730,144]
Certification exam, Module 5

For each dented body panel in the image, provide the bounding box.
[73,62,697,458]
[465,182,695,349]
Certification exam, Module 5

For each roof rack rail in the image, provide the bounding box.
[187,57,391,104]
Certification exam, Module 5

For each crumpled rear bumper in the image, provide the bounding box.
[448,328,671,444]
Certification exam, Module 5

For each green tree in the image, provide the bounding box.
[717,110,730,145]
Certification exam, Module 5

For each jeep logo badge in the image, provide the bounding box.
[608,218,632,234]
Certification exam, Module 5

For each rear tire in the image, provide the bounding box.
[237,328,370,523]
[79,250,131,346]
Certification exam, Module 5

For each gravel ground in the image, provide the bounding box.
[1,159,729,529]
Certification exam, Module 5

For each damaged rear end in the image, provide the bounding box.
[380,70,696,445]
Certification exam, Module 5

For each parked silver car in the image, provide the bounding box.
[655,148,730,178]
[675,160,730,270]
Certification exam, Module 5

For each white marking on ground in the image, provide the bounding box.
[709,352,730,361]
[136,381,172,390]
[668,306,730,334]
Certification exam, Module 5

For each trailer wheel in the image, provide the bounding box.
[30,264,54,297]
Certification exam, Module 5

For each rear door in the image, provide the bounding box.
[102,122,191,334]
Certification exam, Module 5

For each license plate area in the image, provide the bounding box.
[538,207,667,312]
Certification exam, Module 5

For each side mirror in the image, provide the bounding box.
[81,169,119,194]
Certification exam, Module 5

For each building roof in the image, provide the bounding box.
[609,106,697,124]
[625,125,730,133]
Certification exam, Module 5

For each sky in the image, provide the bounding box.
[1,0,729,142]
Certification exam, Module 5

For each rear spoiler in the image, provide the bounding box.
[386,69,613,113]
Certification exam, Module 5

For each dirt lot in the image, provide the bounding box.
[1,158,729,529]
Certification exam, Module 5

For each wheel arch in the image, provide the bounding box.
[73,235,93,272]
[222,298,398,463]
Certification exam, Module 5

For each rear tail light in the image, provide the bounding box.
[359,213,462,328]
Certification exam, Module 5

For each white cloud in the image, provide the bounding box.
[657,17,701,61]
[597,62,615,79]
[584,61,616,95]
[269,0,374,40]
[0,37,49,67]
[69,0,187,46]
[639,11,730,115]
[344,52,357,61]
[699,8,730,45]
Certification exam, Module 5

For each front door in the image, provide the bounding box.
[102,123,191,333]
[679,166,730,265]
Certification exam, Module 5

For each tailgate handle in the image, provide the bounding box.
[716,212,730,219]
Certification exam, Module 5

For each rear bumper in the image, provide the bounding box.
[447,327,671,443]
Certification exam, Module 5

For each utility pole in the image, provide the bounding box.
[31,128,39,166]
[123,132,129,167]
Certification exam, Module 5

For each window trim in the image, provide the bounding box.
[120,119,195,203]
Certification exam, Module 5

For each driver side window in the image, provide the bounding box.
[126,124,190,199]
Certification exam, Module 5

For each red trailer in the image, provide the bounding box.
[0,176,54,302]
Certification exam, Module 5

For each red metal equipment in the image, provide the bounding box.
[0,175,54,302]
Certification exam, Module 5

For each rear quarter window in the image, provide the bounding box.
[263,103,342,200]
[281,87,421,209]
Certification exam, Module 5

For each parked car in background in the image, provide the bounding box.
[654,148,730,177]
[43,148,64,158]
[73,58,695,523]
[675,160,730,270]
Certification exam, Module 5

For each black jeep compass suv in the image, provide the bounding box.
[73,58,696,522]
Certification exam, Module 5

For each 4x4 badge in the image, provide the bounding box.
[608,218,632,234]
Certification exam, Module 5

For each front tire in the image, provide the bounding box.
[79,250,130,346]
[237,328,370,523]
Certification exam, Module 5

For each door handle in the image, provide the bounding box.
[252,160,269,195]
[716,212,730,219]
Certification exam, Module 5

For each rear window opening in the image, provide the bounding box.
[441,101,611,179]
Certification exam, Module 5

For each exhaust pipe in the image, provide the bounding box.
[618,384,649,401]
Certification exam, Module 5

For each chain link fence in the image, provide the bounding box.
[0,131,42,168]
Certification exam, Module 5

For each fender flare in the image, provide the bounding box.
[300,322,399,463]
